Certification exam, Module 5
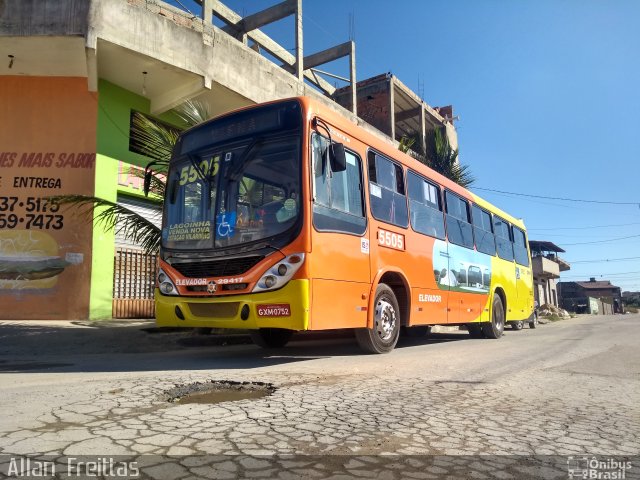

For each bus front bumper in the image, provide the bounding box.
[155,279,310,330]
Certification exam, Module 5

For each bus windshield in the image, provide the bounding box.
[162,134,301,251]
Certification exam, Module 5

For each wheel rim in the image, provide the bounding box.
[494,303,504,333]
[375,297,397,341]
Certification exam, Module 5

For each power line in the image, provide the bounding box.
[561,234,640,246]
[530,222,640,231]
[538,232,639,239]
[562,271,640,278]
[568,256,640,264]
[481,189,586,211]
[474,187,640,206]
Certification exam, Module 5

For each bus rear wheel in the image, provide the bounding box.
[250,328,294,348]
[403,325,431,337]
[529,312,538,329]
[355,284,400,354]
[482,295,505,339]
[467,324,485,338]
[510,320,524,331]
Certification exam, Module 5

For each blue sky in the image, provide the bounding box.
[173,0,640,292]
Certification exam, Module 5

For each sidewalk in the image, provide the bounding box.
[0,319,208,358]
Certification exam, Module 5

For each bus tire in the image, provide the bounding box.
[510,320,524,331]
[467,324,484,338]
[482,294,505,339]
[250,328,294,348]
[529,311,538,329]
[403,325,431,337]
[355,284,400,354]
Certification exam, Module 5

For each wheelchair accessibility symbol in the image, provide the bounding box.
[216,212,236,238]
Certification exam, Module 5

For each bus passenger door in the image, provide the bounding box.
[309,137,370,330]
[513,228,534,319]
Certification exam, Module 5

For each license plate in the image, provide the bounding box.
[256,304,291,317]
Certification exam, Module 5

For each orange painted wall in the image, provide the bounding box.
[0,76,97,319]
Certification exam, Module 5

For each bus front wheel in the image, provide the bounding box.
[250,328,294,348]
[355,284,400,354]
[482,295,505,339]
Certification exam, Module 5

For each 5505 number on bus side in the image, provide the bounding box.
[378,229,405,251]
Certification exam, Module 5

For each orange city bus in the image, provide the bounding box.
[148,96,534,353]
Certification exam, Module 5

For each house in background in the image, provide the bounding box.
[529,240,571,308]
[558,279,623,314]
[622,291,640,305]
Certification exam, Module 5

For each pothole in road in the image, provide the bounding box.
[165,380,275,405]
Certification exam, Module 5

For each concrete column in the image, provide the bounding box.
[349,41,356,115]
[202,0,213,25]
[294,0,303,81]
[389,75,395,140]
[419,104,426,156]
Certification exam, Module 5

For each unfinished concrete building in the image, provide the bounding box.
[333,74,459,160]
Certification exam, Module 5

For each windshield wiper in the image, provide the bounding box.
[184,153,208,181]
[225,137,264,182]
[255,242,286,257]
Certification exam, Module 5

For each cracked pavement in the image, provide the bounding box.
[0,314,638,478]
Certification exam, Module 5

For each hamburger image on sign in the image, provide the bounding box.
[0,230,71,289]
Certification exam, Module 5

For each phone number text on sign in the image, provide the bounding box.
[0,196,64,230]
[378,228,405,251]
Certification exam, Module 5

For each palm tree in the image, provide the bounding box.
[51,100,211,254]
[399,127,475,188]
[427,127,475,188]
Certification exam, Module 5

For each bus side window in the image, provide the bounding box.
[513,227,530,267]
[445,191,474,249]
[406,171,445,239]
[367,151,408,228]
[493,216,515,261]
[312,133,366,235]
[471,204,496,256]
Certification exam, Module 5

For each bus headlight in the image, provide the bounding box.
[157,268,178,296]
[253,253,305,292]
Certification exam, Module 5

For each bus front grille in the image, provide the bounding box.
[171,256,265,278]
[188,302,240,318]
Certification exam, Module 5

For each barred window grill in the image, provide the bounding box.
[112,248,158,318]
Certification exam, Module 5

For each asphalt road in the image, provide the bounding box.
[0,314,638,479]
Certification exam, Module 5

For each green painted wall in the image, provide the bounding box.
[89,153,118,319]
[90,80,174,319]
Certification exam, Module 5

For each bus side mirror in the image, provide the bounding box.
[329,143,347,172]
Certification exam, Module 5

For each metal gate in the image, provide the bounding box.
[112,248,157,318]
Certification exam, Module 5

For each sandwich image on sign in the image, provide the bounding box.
[0,230,71,289]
